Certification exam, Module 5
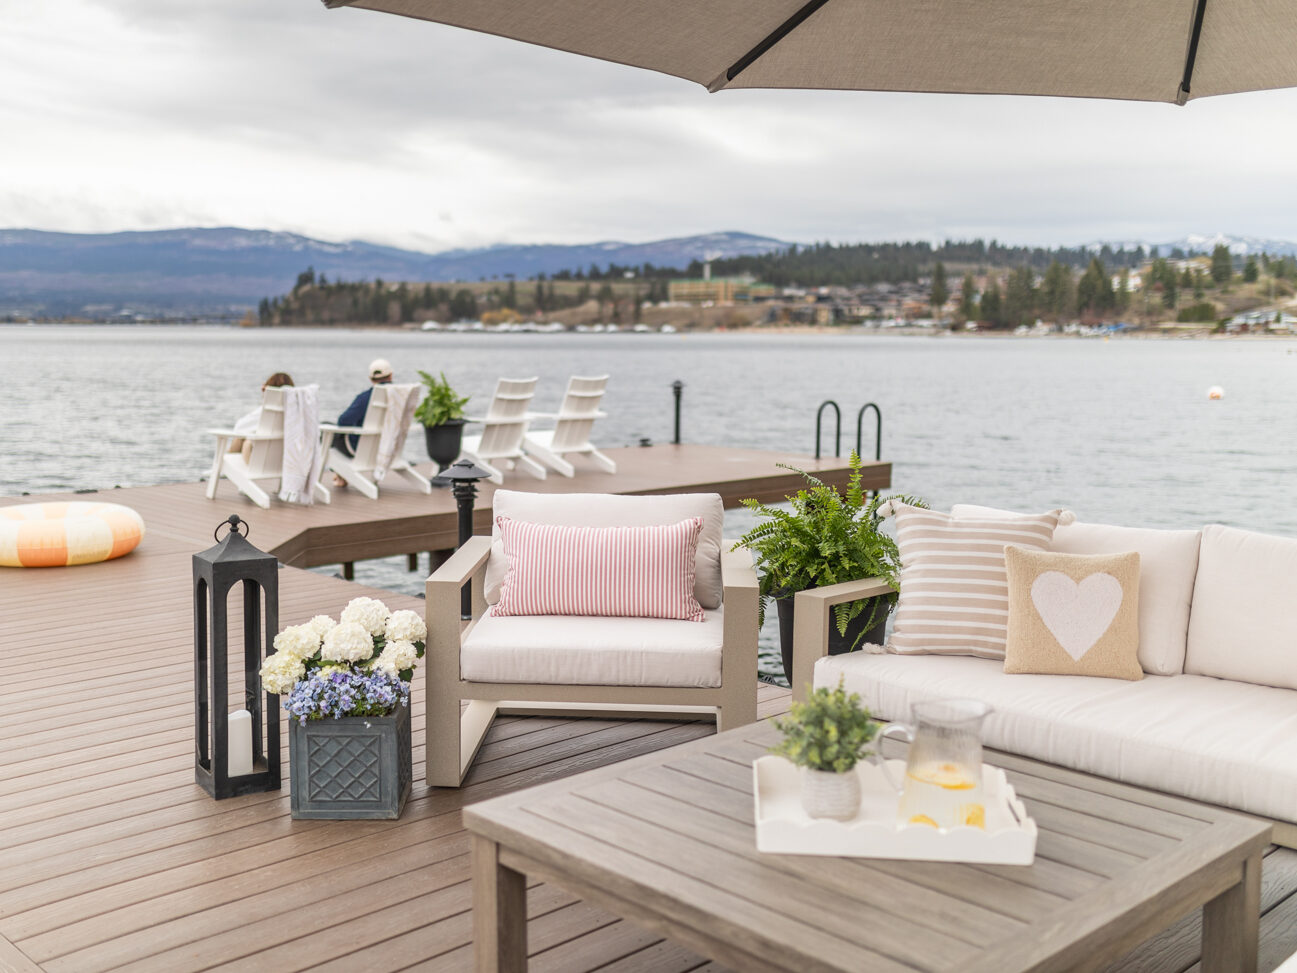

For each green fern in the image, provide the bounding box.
[731,452,924,647]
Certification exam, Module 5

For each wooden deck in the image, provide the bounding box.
[3,447,1296,971]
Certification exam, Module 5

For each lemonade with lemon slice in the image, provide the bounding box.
[897,760,986,830]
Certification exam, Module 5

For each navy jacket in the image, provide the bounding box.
[337,388,372,457]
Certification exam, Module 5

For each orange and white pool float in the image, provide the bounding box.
[0,502,145,567]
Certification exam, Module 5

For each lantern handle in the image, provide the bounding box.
[214,515,250,541]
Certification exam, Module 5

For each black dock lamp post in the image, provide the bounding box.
[193,515,281,799]
[440,459,491,619]
[672,379,684,444]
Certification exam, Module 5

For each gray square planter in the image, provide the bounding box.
[289,702,412,819]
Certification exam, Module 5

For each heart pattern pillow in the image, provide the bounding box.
[1003,546,1143,680]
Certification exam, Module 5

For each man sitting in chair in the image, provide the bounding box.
[337,358,394,458]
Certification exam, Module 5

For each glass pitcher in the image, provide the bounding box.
[876,699,993,830]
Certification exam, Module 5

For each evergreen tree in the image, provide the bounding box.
[1004,266,1036,327]
[1193,270,1206,301]
[1040,261,1074,318]
[959,272,977,322]
[504,279,517,310]
[930,262,948,316]
[1244,255,1259,283]
[449,289,478,321]
[1211,244,1233,285]
[1076,257,1115,315]
[1116,269,1131,311]
[980,280,1002,326]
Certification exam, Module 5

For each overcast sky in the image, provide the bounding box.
[4,1,1296,253]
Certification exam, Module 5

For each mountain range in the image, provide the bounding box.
[2,227,1294,320]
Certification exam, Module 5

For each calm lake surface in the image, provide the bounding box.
[4,325,1295,680]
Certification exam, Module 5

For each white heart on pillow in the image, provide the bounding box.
[1030,571,1123,661]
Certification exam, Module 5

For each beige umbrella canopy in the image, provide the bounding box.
[324,0,1295,105]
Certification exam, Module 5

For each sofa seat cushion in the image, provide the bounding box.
[462,608,724,688]
[815,652,1297,822]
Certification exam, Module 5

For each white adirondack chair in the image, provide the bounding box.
[523,374,616,477]
[321,383,431,499]
[206,386,330,509]
[458,377,547,484]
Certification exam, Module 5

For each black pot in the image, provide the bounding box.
[775,594,889,688]
[423,419,466,470]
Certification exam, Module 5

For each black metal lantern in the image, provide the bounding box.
[193,515,281,798]
[439,459,491,618]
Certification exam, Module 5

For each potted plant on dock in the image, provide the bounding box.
[733,452,922,684]
[260,597,426,819]
[771,679,879,820]
[415,370,470,472]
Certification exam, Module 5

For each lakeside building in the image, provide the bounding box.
[668,276,775,304]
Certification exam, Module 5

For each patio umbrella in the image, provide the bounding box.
[322,0,1296,105]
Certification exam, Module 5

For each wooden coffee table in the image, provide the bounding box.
[464,721,1271,972]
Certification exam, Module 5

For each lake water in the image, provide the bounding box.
[4,325,1295,680]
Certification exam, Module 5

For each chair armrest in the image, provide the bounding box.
[428,535,492,590]
[319,423,366,435]
[720,545,760,711]
[790,577,896,703]
[206,427,239,437]
[425,535,494,685]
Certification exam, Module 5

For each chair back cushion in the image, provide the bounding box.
[486,491,724,609]
[492,516,705,621]
[1186,524,1297,689]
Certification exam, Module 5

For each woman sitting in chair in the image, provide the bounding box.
[229,372,294,455]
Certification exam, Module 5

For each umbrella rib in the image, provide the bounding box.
[710,0,834,92]
[1176,0,1208,105]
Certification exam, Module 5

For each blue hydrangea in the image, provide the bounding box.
[283,668,410,723]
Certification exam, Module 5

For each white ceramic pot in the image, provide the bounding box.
[801,767,861,821]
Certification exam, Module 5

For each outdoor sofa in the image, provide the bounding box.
[791,511,1297,846]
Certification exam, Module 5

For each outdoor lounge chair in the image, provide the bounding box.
[522,374,617,476]
[424,490,760,787]
[205,386,329,508]
[321,383,431,499]
[457,377,547,484]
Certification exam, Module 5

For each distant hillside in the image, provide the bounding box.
[0,228,788,319]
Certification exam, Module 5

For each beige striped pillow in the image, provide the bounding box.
[888,504,1064,660]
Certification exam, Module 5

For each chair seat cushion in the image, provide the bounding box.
[815,651,1297,822]
[462,609,725,688]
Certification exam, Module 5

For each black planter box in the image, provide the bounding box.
[289,702,412,819]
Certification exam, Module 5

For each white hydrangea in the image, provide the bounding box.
[385,639,420,671]
[385,609,426,645]
[305,615,336,640]
[259,652,306,695]
[370,655,400,680]
[272,624,320,660]
[320,621,375,662]
[340,597,390,637]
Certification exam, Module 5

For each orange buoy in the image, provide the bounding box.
[0,501,145,567]
[1207,386,1225,400]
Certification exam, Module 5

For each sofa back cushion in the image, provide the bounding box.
[888,503,1062,660]
[1186,524,1297,689]
[485,490,725,609]
[953,506,1201,675]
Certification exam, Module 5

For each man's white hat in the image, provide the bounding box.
[369,358,393,381]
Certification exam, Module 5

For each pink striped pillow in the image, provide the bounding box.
[492,516,705,621]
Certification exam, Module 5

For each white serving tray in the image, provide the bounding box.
[753,756,1037,865]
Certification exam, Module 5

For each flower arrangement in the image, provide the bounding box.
[259,597,426,723]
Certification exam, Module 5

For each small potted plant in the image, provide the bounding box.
[771,679,878,820]
[733,452,923,682]
[260,597,426,819]
[414,370,470,471]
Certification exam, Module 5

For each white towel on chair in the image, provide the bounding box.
[373,383,419,482]
[278,384,320,504]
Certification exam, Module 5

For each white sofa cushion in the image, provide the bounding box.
[484,490,725,610]
[815,651,1297,822]
[461,608,724,688]
[953,506,1201,675]
[1187,524,1297,690]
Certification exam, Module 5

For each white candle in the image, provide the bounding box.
[228,709,254,777]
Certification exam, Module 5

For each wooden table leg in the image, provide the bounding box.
[1201,850,1262,973]
[473,834,527,973]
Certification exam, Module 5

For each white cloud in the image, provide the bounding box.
[2,2,1296,251]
